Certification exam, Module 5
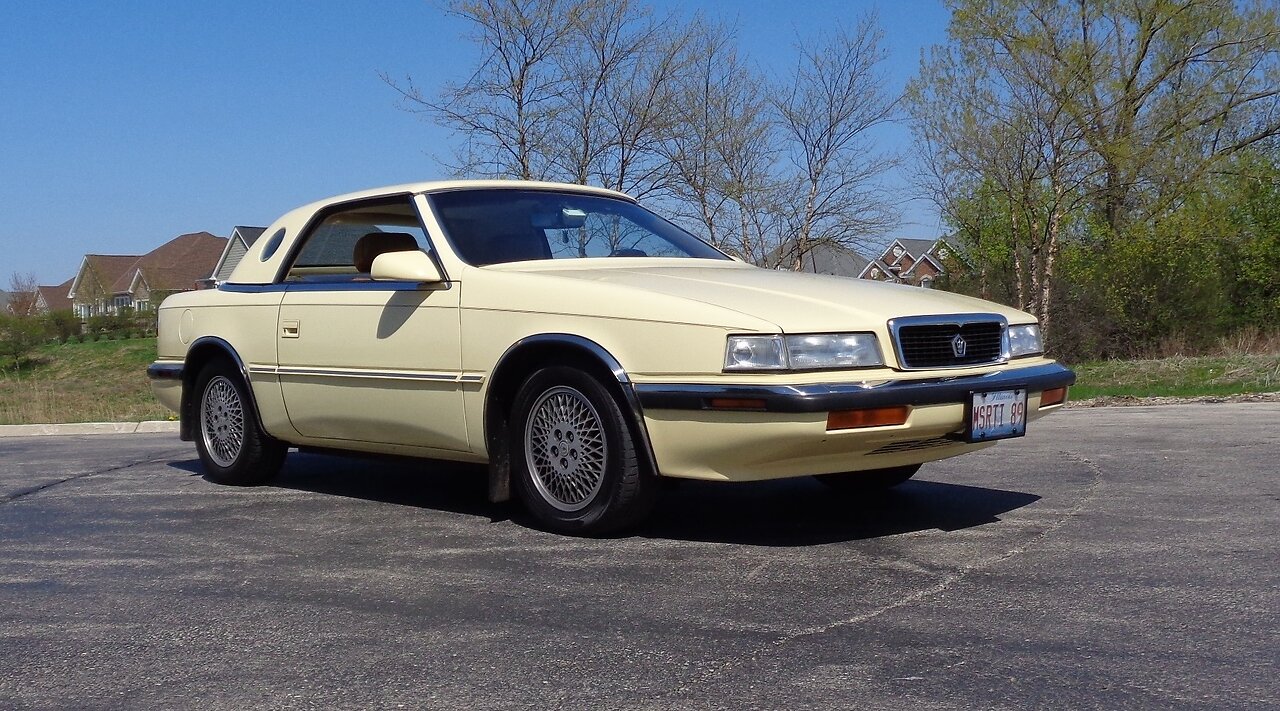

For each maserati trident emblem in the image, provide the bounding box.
[951,334,968,358]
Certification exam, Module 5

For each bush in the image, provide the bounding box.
[0,313,50,367]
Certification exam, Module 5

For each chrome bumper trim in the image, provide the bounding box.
[633,362,1075,413]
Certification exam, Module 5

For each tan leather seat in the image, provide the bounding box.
[352,232,420,273]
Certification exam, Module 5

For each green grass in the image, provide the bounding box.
[1069,353,1280,399]
[0,338,171,425]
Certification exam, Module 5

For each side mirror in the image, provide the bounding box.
[371,250,444,283]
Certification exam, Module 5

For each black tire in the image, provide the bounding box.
[815,463,922,492]
[510,366,657,534]
[192,360,287,486]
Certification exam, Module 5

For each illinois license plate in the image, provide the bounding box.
[966,389,1028,442]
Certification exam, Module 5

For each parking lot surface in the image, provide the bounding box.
[1,403,1277,710]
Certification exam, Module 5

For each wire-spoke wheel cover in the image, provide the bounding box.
[201,375,245,469]
[524,385,609,512]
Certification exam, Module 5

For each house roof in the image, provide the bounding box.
[126,232,227,293]
[72,254,143,299]
[805,243,870,277]
[37,278,74,312]
[858,258,897,280]
[900,252,945,277]
[894,238,938,258]
[765,239,870,277]
[210,226,269,283]
[232,226,267,246]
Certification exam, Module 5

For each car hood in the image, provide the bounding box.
[487,259,1032,332]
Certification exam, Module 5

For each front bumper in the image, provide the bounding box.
[633,362,1075,481]
[634,362,1074,412]
[147,361,184,415]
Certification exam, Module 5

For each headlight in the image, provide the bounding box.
[785,333,883,369]
[723,333,883,371]
[1008,324,1043,357]
[724,335,787,370]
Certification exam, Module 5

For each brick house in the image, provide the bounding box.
[768,237,954,288]
[858,238,952,288]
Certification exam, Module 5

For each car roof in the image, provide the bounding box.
[223,180,639,285]
[299,180,636,214]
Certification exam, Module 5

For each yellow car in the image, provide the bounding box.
[148,181,1074,534]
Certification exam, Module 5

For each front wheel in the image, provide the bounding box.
[193,361,287,486]
[511,366,657,534]
[815,463,921,492]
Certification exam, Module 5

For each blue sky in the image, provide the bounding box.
[0,0,951,286]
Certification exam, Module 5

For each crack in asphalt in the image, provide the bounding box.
[668,448,1106,698]
[0,450,190,506]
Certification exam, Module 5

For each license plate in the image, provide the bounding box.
[966,389,1028,442]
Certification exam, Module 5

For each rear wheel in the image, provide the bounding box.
[193,361,287,486]
[511,366,656,534]
[815,463,921,492]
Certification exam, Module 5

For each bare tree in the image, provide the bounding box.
[383,0,582,179]
[773,16,900,270]
[548,0,694,200]
[7,273,39,317]
[388,1,903,272]
[660,19,781,261]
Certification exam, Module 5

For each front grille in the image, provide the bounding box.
[893,317,1005,369]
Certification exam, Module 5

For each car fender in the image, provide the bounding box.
[482,333,659,503]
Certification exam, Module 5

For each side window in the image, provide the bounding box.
[284,197,431,282]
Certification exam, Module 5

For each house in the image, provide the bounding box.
[766,236,953,288]
[69,232,227,318]
[201,226,266,288]
[34,279,74,314]
[858,238,952,288]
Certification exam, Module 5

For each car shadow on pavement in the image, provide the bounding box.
[637,478,1041,546]
[167,454,1040,546]
[167,451,498,520]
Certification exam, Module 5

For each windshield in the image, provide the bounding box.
[428,189,729,266]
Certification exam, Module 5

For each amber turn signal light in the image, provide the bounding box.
[826,405,910,430]
[1039,387,1067,407]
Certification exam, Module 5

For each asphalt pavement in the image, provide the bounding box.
[1,403,1276,710]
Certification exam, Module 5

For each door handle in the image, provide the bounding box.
[281,320,300,338]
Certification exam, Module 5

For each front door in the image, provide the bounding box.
[273,196,469,452]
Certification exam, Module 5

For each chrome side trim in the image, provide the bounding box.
[252,364,484,385]
[886,313,1010,371]
[220,280,452,294]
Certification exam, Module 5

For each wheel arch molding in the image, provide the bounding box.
[482,333,659,503]
[180,336,266,443]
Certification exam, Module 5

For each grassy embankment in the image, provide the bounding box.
[1069,354,1280,400]
[1,338,1278,425]
[0,339,170,425]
